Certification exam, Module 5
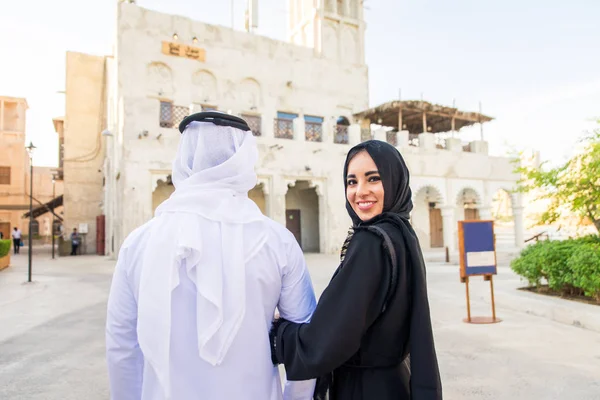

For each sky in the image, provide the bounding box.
[0,0,598,166]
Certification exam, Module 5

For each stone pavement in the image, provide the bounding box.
[1,248,599,399]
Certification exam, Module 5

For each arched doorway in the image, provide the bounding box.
[492,189,513,222]
[457,188,481,221]
[412,186,444,248]
[152,175,175,214]
[248,182,267,215]
[285,180,320,252]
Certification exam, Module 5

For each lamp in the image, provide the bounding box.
[25,141,36,283]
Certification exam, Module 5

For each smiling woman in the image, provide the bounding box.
[270,140,442,400]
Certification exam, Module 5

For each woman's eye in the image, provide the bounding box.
[347,179,357,186]
[369,176,381,182]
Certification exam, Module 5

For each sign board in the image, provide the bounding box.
[458,220,497,278]
[78,223,88,234]
[161,41,206,62]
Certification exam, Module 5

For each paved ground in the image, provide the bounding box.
[1,247,599,399]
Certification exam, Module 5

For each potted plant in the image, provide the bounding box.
[0,239,10,271]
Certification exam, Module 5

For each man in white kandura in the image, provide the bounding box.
[106,112,317,400]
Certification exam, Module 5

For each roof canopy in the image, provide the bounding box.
[353,100,494,134]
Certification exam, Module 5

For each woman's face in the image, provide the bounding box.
[346,150,385,221]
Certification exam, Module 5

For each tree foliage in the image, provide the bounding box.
[516,126,600,234]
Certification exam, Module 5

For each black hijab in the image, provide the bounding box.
[343,140,443,400]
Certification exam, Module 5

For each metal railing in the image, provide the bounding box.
[274,118,294,139]
[334,125,349,144]
[242,114,262,137]
[305,122,323,142]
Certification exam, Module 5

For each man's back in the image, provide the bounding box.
[106,217,316,400]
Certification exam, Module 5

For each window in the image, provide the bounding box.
[159,101,189,129]
[274,112,297,139]
[0,167,10,185]
[241,114,262,136]
[30,220,39,236]
[159,101,173,128]
[304,115,323,142]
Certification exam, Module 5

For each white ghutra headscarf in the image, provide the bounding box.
[137,120,268,398]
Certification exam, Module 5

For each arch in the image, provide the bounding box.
[455,187,483,206]
[152,174,174,213]
[192,69,218,104]
[238,78,262,110]
[147,62,174,96]
[412,184,446,205]
[336,116,350,126]
[412,185,445,248]
[285,180,321,252]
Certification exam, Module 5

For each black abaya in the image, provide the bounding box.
[272,140,442,400]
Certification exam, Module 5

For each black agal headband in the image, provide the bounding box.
[178,112,251,133]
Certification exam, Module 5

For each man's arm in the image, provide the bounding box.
[277,236,317,400]
[106,248,144,400]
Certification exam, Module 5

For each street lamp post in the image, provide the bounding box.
[51,177,56,259]
[25,141,36,283]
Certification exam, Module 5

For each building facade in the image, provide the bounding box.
[60,1,523,257]
[0,96,63,240]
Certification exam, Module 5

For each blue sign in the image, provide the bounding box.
[459,221,497,277]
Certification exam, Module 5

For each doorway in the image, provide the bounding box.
[286,209,302,249]
[429,207,443,248]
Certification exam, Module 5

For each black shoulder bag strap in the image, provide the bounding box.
[365,225,399,314]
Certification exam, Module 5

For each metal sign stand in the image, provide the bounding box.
[462,274,501,324]
[458,220,502,324]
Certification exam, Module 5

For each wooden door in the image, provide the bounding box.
[0,222,10,240]
[429,208,443,248]
[465,208,480,220]
[286,209,302,249]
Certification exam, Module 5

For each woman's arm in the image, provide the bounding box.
[274,230,387,380]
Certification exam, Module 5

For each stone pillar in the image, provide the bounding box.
[441,206,455,252]
[271,176,289,226]
[293,117,305,142]
[513,206,525,248]
[419,132,436,150]
[348,124,361,146]
[445,137,462,152]
[397,130,409,148]
[469,140,489,155]
[373,127,387,142]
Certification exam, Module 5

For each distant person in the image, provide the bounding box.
[70,228,80,255]
[11,227,21,255]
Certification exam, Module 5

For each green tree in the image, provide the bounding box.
[516,126,600,234]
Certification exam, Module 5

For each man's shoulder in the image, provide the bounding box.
[261,218,297,246]
[121,220,155,251]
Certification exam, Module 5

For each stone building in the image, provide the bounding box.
[58,1,523,257]
[0,96,64,240]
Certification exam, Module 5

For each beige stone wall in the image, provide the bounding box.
[62,52,107,255]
